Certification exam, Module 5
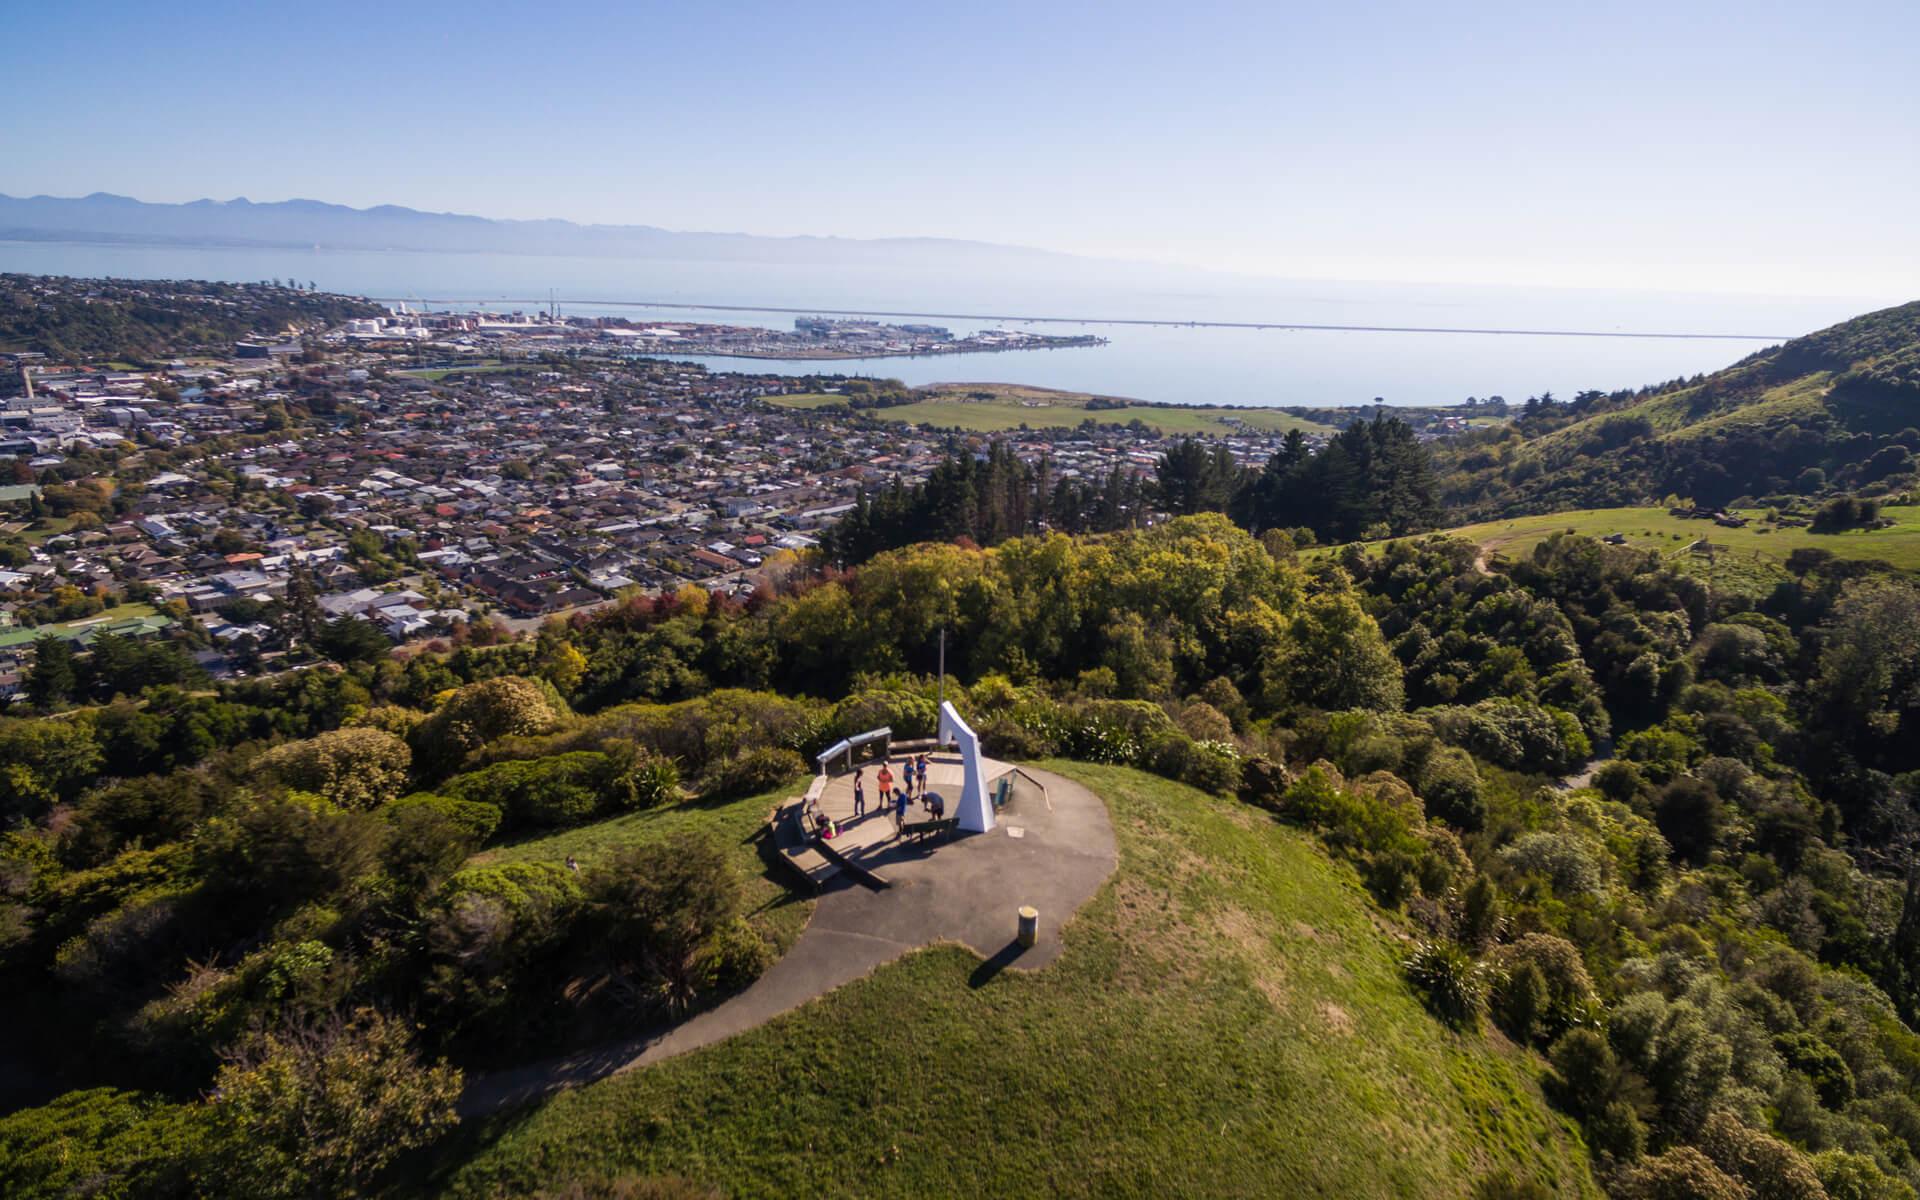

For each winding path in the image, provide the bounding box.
[460,765,1117,1115]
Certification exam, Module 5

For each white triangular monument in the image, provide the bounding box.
[938,700,993,834]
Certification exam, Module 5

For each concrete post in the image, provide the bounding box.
[1018,905,1039,948]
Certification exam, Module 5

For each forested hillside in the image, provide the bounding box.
[826,413,1439,563]
[7,513,1920,1196]
[1435,300,1920,518]
[0,275,384,363]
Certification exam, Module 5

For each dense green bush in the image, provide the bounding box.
[701,747,805,801]
[1425,699,1591,776]
[1611,1146,1750,1200]
[443,752,624,830]
[1488,934,1596,1038]
[384,792,502,843]
[411,675,569,778]
[422,862,586,1047]
[0,1087,207,1199]
[584,833,745,1014]
[252,727,411,811]
[1417,746,1486,830]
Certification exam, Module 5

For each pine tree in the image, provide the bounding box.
[26,636,76,709]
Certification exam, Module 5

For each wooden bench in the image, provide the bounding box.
[904,816,958,845]
[771,799,840,893]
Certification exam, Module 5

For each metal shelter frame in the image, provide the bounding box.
[815,726,893,774]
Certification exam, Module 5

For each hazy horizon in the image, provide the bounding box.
[7,0,1918,299]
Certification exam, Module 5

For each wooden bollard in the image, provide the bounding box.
[1017,905,1039,948]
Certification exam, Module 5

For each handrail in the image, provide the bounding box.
[1004,765,1050,810]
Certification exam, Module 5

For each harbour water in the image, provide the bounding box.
[0,239,1896,407]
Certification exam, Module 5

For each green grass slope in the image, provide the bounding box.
[1448,503,1920,571]
[426,763,1595,1199]
[471,779,816,963]
[1313,502,1920,597]
[768,383,1333,436]
[1438,299,1920,518]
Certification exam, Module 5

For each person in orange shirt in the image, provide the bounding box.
[876,761,894,801]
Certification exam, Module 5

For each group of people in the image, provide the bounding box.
[851,752,943,834]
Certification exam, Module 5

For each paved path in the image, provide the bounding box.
[461,765,1116,1115]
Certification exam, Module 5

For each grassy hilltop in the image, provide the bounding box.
[427,763,1594,1199]
[1318,500,1920,597]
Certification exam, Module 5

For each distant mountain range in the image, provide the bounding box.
[0,192,1068,265]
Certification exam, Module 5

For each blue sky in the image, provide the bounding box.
[4,0,1917,295]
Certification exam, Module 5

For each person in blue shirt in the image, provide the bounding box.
[893,787,910,834]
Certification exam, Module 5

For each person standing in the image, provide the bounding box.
[916,753,929,801]
[894,787,909,835]
[877,760,894,802]
[853,768,866,818]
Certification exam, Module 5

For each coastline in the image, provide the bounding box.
[667,335,1106,362]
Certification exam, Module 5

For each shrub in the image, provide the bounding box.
[437,861,585,922]
[444,752,622,830]
[196,794,385,912]
[1499,831,1604,896]
[1418,746,1485,830]
[60,770,226,868]
[1175,700,1235,743]
[1404,940,1488,1028]
[1493,961,1548,1044]
[1654,777,1726,865]
[1593,760,1647,805]
[1814,1149,1919,1200]
[1548,1027,1621,1118]
[0,1087,208,1199]
[1611,1147,1749,1200]
[424,863,585,1046]
[1586,1099,1647,1164]
[1489,934,1596,1035]
[380,797,495,892]
[1810,496,1881,533]
[1148,733,1243,796]
[695,916,773,993]
[204,1007,461,1199]
[976,716,1058,760]
[1238,755,1289,812]
[1425,700,1590,776]
[383,793,502,844]
[702,747,805,800]
[585,833,742,1013]
[616,747,681,810]
[826,686,937,743]
[1697,1111,1825,1200]
[252,728,411,811]
[1773,1030,1855,1109]
[411,676,568,778]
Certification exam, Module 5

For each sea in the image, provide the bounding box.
[0,240,1898,408]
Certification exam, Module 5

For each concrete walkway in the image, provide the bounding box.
[461,764,1116,1115]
